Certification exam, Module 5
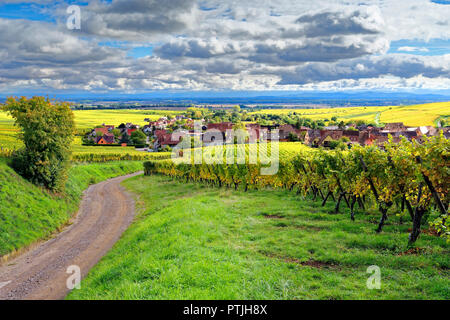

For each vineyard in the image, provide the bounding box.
[144,134,449,244]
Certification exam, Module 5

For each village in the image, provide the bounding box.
[83,113,450,152]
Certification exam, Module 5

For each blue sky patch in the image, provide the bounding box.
[430,0,450,4]
[389,39,450,56]
[127,46,154,58]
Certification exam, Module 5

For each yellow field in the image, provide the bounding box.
[379,102,450,126]
[73,109,182,131]
[0,108,183,149]
[250,102,450,126]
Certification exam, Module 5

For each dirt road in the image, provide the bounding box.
[0,172,142,300]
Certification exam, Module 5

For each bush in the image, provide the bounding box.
[2,97,75,192]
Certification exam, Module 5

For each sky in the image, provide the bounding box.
[0,0,450,96]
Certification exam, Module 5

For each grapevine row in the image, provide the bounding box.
[144,134,449,243]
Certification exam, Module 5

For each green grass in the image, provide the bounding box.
[67,175,449,300]
[0,158,143,257]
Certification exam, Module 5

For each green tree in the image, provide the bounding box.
[120,132,131,144]
[131,130,147,145]
[288,132,300,142]
[111,129,121,139]
[2,96,75,192]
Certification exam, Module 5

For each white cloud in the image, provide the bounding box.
[0,0,449,93]
[398,46,430,52]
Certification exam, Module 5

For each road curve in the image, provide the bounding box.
[0,172,143,300]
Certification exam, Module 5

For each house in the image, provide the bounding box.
[204,122,234,143]
[371,135,402,148]
[142,125,153,135]
[319,130,343,147]
[119,126,138,137]
[245,123,261,142]
[260,124,280,141]
[358,131,372,146]
[207,122,234,132]
[95,127,110,136]
[279,124,296,141]
[154,131,181,149]
[154,129,167,140]
[278,124,309,141]
[102,124,115,131]
[95,134,115,145]
[383,122,407,133]
[419,126,438,136]
[342,130,360,143]
[305,129,322,147]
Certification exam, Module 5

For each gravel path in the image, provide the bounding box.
[0,172,142,300]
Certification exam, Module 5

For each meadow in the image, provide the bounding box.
[67,174,449,300]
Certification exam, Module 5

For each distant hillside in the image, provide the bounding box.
[2,91,450,107]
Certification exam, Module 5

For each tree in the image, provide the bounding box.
[111,129,121,139]
[82,130,94,145]
[120,132,131,144]
[2,96,75,192]
[131,130,146,145]
[288,132,300,142]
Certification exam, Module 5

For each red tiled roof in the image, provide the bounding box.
[160,133,181,146]
[95,135,115,144]
[95,127,109,135]
[207,122,233,132]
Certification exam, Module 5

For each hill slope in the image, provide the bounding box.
[0,159,143,257]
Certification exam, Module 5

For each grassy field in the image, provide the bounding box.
[67,174,449,300]
[0,158,144,257]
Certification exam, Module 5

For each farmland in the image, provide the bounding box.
[73,109,183,131]
[249,102,450,126]
[0,101,448,300]
[0,108,183,150]
[67,174,449,300]
[1,102,449,152]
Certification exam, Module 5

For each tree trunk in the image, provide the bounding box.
[409,207,426,244]
[376,207,388,233]
[350,195,357,221]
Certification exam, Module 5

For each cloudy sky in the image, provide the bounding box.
[0,0,450,95]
